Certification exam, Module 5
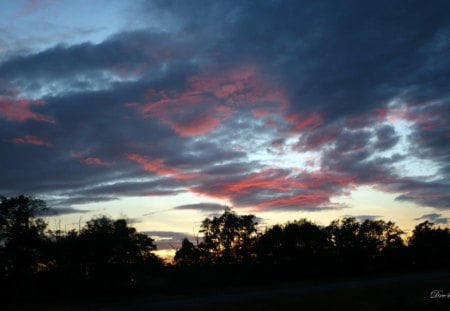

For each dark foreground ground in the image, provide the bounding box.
[5,269,450,311]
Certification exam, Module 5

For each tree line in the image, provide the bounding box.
[1,195,449,301]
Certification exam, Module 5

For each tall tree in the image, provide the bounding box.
[199,208,258,263]
[174,238,201,266]
[0,195,49,279]
[326,217,405,271]
[51,216,162,292]
[409,221,450,267]
[256,219,330,264]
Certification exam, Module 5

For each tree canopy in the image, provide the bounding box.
[1,195,449,301]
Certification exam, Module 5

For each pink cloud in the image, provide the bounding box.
[254,192,331,211]
[0,97,55,123]
[170,113,223,137]
[130,65,289,136]
[287,113,323,131]
[81,157,108,166]
[252,108,271,118]
[379,104,450,134]
[303,171,355,189]
[10,135,52,147]
[126,150,358,210]
[127,153,200,180]
[71,152,111,166]
[190,168,357,210]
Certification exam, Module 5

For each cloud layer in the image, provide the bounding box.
[1,0,449,214]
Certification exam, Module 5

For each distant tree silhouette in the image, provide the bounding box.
[0,195,168,299]
[409,221,450,268]
[199,207,258,263]
[0,195,49,287]
[174,238,201,266]
[2,195,450,301]
[51,216,161,291]
[256,219,330,266]
[326,218,405,272]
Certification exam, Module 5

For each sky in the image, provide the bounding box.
[1,0,450,257]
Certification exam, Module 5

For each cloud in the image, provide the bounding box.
[71,152,112,166]
[394,181,450,210]
[173,203,228,212]
[191,168,354,211]
[344,215,384,222]
[78,178,184,199]
[374,125,400,151]
[10,135,52,147]
[414,213,449,225]
[126,153,201,181]
[0,96,54,123]
[47,195,120,208]
[134,66,288,137]
[42,206,90,216]
[142,231,195,250]
[0,0,449,213]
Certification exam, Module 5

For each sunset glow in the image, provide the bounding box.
[1,0,449,257]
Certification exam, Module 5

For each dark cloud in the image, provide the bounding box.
[1,0,449,213]
[394,180,450,210]
[414,213,449,225]
[160,0,450,123]
[38,206,90,216]
[344,215,384,223]
[374,125,400,151]
[0,30,198,97]
[173,203,229,212]
[47,195,120,208]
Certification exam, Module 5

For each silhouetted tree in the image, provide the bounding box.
[409,221,450,268]
[256,219,330,266]
[199,208,258,263]
[174,238,201,266]
[326,217,405,272]
[0,195,49,282]
[3,194,450,300]
[50,216,162,293]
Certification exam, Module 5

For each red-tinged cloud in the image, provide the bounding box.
[0,96,55,123]
[255,192,332,211]
[251,108,271,118]
[126,154,352,210]
[410,112,448,132]
[225,169,307,194]
[287,113,323,132]
[1,1,450,212]
[137,92,230,137]
[81,157,108,166]
[191,168,356,210]
[10,135,52,147]
[192,169,303,199]
[169,112,223,136]
[295,123,343,151]
[132,66,289,136]
[127,153,200,181]
[71,152,111,166]
[346,108,388,128]
[382,104,449,131]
